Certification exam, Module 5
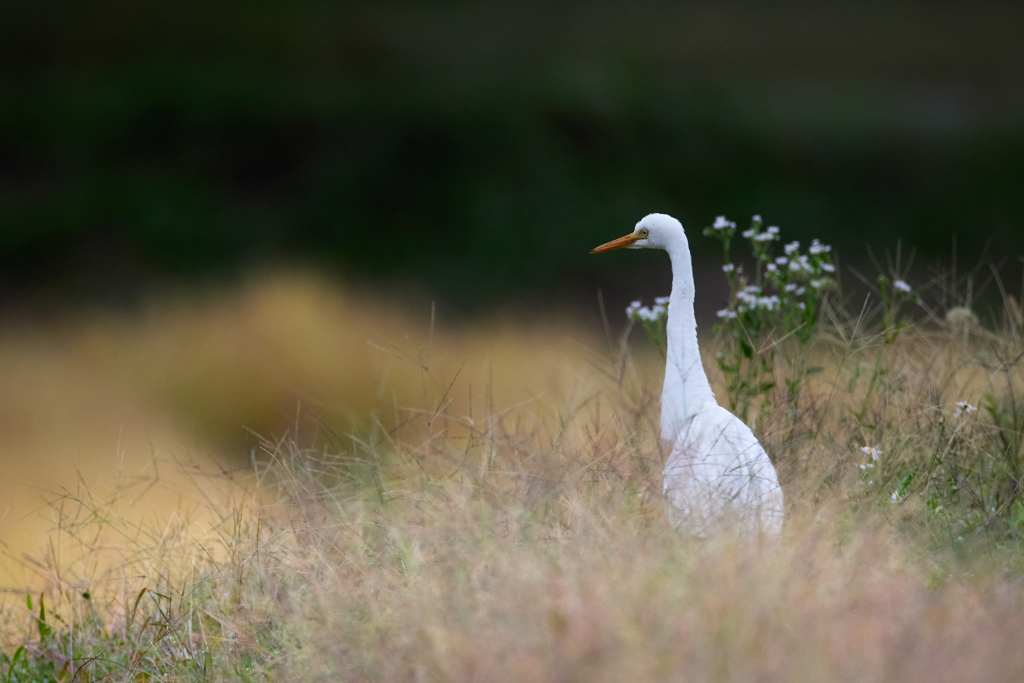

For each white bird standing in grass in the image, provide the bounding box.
[592,213,784,539]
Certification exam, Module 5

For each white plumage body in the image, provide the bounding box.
[663,403,784,537]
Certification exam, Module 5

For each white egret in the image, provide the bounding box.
[592,213,783,539]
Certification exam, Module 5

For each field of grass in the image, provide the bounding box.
[3,270,1024,681]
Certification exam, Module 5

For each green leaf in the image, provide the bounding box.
[38,593,52,641]
[806,366,824,375]
[10,645,24,670]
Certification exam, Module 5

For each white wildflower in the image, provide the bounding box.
[767,225,780,236]
[954,401,977,418]
[784,283,798,293]
[893,279,912,294]
[796,287,806,295]
[655,296,671,305]
[861,446,883,461]
[713,216,735,230]
[717,308,737,319]
[737,290,757,306]
[821,262,835,273]
[767,263,777,272]
[754,232,775,242]
[784,241,800,255]
[789,255,812,273]
[798,302,806,310]
[810,279,822,289]
[775,256,788,265]
[752,214,762,223]
[742,229,755,239]
[808,239,831,255]
[892,490,901,502]
[722,263,735,273]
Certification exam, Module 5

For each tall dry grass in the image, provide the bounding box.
[3,271,1024,682]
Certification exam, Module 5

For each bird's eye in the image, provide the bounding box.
[640,228,649,237]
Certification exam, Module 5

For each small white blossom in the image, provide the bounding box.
[713,216,735,230]
[808,239,831,255]
[798,302,806,310]
[821,262,835,273]
[775,256,788,265]
[743,285,762,294]
[893,279,912,294]
[722,263,735,273]
[637,306,659,321]
[716,308,737,319]
[954,401,977,418]
[742,229,755,239]
[861,446,883,461]
[784,283,798,293]
[767,263,777,272]
[784,241,800,255]
[796,287,806,295]
[892,490,901,502]
[767,225,780,236]
[752,214,762,223]
[810,279,822,289]
[626,300,642,317]
[789,255,812,273]
[655,296,671,305]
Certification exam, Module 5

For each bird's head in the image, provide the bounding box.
[590,213,685,254]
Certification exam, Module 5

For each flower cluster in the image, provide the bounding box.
[808,239,831,255]
[626,297,671,357]
[734,286,781,312]
[701,213,838,416]
[711,215,737,232]
[626,298,669,323]
[742,225,779,242]
[704,214,835,344]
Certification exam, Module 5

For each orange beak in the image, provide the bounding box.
[590,231,642,254]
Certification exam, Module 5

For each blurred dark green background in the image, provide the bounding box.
[2,1,1023,314]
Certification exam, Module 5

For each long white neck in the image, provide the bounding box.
[661,236,717,443]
